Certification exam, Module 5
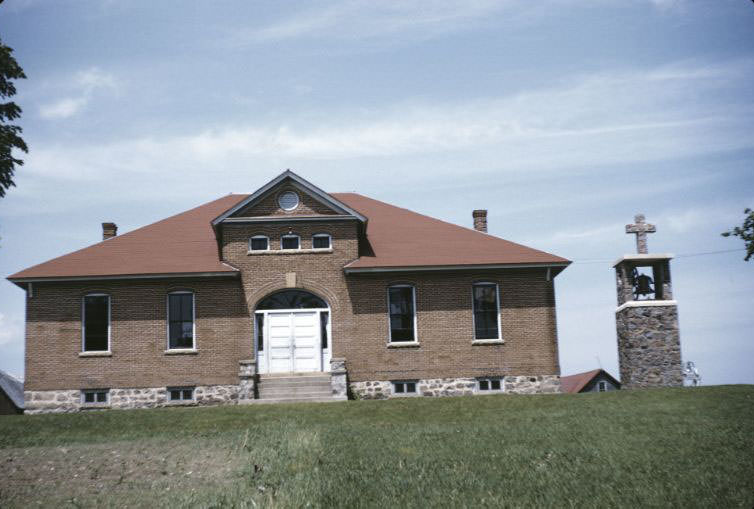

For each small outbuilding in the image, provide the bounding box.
[0,370,24,414]
[561,369,620,394]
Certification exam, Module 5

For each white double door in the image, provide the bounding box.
[262,310,327,373]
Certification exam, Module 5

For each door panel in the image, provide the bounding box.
[292,312,319,372]
[267,313,292,373]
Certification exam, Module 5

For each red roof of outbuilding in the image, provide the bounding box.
[560,369,621,393]
[8,190,569,282]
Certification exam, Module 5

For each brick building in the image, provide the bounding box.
[8,171,570,413]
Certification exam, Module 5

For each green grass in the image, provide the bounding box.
[1,386,753,508]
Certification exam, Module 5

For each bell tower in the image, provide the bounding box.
[613,214,683,388]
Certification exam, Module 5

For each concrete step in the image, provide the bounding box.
[254,372,337,403]
[260,372,329,379]
[258,389,333,399]
[244,396,344,405]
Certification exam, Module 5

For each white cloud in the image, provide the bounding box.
[39,97,88,119]
[22,58,754,189]
[231,0,690,45]
[38,67,118,120]
[0,312,23,348]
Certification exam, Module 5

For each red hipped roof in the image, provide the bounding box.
[8,192,569,282]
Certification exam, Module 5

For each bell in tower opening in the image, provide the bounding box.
[613,214,683,388]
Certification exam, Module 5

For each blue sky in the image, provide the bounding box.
[1,0,752,384]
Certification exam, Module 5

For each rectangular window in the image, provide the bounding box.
[598,381,607,392]
[312,234,331,249]
[388,286,416,342]
[81,389,109,405]
[255,313,264,352]
[473,283,500,340]
[168,387,195,402]
[83,294,109,352]
[168,293,194,349]
[320,311,329,349]
[477,378,503,392]
[392,381,417,395]
[250,236,269,251]
[281,235,300,250]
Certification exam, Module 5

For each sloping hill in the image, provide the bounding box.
[1,386,752,507]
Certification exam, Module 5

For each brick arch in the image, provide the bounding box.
[247,280,340,312]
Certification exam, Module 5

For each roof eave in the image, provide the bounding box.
[7,270,240,286]
[343,261,571,275]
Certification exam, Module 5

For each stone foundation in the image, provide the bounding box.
[24,384,240,414]
[616,304,683,388]
[330,358,348,400]
[349,375,560,400]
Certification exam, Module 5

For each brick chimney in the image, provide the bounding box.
[102,222,117,240]
[472,210,487,233]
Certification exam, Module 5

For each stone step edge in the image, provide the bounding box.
[241,397,346,405]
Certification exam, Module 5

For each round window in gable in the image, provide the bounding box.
[278,191,300,211]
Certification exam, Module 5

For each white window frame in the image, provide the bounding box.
[392,380,418,396]
[597,380,608,392]
[476,377,504,393]
[311,233,332,250]
[248,235,270,252]
[166,291,196,351]
[167,386,195,402]
[471,282,502,342]
[81,389,109,406]
[278,191,300,211]
[81,293,111,353]
[281,234,301,250]
[386,284,418,344]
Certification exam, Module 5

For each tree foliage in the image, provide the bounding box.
[0,33,27,198]
[722,208,754,261]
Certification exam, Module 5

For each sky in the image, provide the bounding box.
[0,0,752,385]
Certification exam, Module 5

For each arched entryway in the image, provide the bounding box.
[255,290,331,374]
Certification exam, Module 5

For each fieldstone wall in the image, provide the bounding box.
[617,305,683,388]
[330,358,348,400]
[24,390,80,414]
[24,384,240,414]
[238,359,257,402]
[349,375,560,399]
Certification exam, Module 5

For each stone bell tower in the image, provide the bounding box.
[614,214,683,388]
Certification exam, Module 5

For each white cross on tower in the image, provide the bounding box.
[626,214,656,254]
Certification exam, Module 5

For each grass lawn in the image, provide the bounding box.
[0,386,752,508]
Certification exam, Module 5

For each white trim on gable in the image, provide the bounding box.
[211,170,368,225]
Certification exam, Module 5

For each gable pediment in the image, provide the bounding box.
[212,170,367,224]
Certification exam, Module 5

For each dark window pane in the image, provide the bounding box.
[84,392,95,403]
[84,295,109,351]
[256,314,264,352]
[282,236,299,249]
[313,235,330,249]
[170,390,181,400]
[250,237,268,251]
[182,389,193,400]
[491,380,501,390]
[406,383,416,393]
[96,392,107,403]
[479,380,489,390]
[320,312,329,349]
[388,287,415,342]
[395,383,404,393]
[169,294,194,349]
[257,290,327,310]
[473,284,499,340]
